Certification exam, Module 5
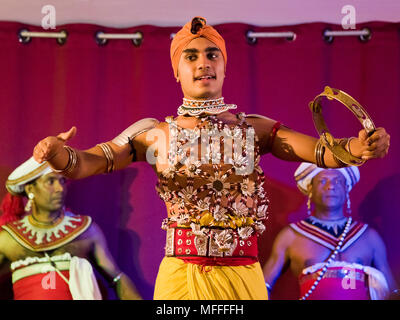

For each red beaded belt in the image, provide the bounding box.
[164,227,258,266]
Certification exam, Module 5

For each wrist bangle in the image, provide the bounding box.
[315,139,327,168]
[109,272,123,288]
[345,137,356,156]
[113,272,123,284]
[332,138,349,168]
[265,282,272,291]
[52,146,78,175]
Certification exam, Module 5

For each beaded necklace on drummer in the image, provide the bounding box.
[300,217,353,300]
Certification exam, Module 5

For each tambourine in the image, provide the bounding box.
[309,86,376,166]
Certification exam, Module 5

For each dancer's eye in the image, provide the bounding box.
[186,54,197,61]
[207,52,218,60]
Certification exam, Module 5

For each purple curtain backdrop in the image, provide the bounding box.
[0,21,399,300]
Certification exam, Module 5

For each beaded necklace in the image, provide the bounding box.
[177,97,237,116]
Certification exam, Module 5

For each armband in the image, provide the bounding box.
[112,118,159,147]
[112,118,159,162]
[246,114,283,153]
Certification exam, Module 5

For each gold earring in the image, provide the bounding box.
[25,193,35,212]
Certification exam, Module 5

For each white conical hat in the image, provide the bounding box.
[5,157,52,196]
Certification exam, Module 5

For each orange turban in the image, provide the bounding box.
[170,17,227,79]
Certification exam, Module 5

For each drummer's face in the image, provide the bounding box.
[311,170,347,211]
[25,173,67,213]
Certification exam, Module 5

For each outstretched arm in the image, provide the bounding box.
[89,223,142,300]
[247,115,390,167]
[33,118,159,179]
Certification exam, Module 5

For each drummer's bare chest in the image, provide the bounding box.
[288,233,373,276]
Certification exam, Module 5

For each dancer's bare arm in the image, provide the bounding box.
[33,118,160,179]
[247,115,390,167]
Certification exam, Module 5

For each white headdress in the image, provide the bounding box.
[294,162,360,195]
[6,157,52,196]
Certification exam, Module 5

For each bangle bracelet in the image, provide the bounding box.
[332,138,349,168]
[345,137,356,156]
[51,147,71,173]
[109,272,123,288]
[113,272,123,283]
[265,282,272,291]
[266,121,282,152]
[97,143,115,173]
[64,146,78,175]
[52,146,78,175]
[315,139,327,168]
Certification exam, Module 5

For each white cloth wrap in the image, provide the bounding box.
[69,256,102,300]
[10,253,72,270]
[302,261,389,300]
[111,118,159,146]
[11,253,102,300]
[363,265,390,300]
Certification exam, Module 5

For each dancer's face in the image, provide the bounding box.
[177,37,225,100]
[311,170,347,211]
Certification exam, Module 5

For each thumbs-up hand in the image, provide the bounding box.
[56,126,76,142]
[33,127,77,163]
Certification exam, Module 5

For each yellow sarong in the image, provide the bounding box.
[153,257,268,300]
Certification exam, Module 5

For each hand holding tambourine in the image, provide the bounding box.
[357,126,390,161]
[310,86,390,165]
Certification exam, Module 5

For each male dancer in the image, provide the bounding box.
[263,163,398,299]
[31,17,390,299]
[0,157,141,300]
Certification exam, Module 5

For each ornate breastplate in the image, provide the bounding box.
[156,113,269,253]
[2,211,92,252]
